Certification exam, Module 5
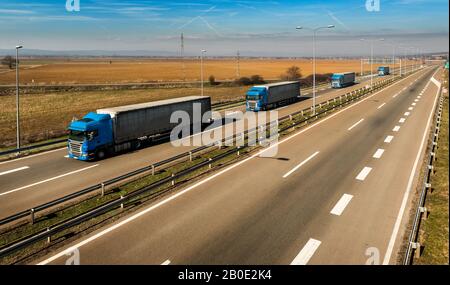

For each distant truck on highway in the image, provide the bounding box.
[331,72,356,88]
[378,66,390,76]
[246,81,300,112]
[68,96,212,161]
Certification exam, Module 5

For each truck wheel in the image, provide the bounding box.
[96,149,106,160]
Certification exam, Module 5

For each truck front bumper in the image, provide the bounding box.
[68,152,95,161]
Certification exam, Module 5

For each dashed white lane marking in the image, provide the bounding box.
[330,194,353,216]
[290,239,322,265]
[393,126,401,132]
[356,167,372,181]
[412,103,416,106]
[161,260,171,265]
[0,164,99,197]
[384,136,394,143]
[373,149,385,159]
[377,103,386,109]
[399,118,406,123]
[348,119,365,131]
[404,112,410,116]
[0,166,29,176]
[392,93,399,98]
[283,152,320,178]
[414,99,419,102]
[408,107,414,111]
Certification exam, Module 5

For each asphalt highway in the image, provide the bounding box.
[34,65,442,265]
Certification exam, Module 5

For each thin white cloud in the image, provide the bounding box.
[0,9,34,15]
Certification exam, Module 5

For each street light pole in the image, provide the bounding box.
[296,25,334,115]
[15,45,23,150]
[361,38,383,88]
[370,41,374,88]
[200,50,206,97]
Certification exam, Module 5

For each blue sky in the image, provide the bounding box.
[0,0,448,56]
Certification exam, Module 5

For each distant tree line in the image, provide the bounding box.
[1,56,16,69]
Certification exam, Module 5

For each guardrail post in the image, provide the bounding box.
[171,174,175,186]
[47,228,51,243]
[431,152,436,161]
[411,242,421,258]
[30,208,35,225]
[152,164,155,175]
[237,147,240,156]
[101,183,105,197]
[189,151,193,162]
[120,196,124,209]
[209,158,212,169]
[289,115,292,121]
[419,207,428,220]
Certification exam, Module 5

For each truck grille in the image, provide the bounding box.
[69,140,83,157]
[248,101,257,109]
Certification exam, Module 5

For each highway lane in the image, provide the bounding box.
[36,66,439,265]
[0,73,395,219]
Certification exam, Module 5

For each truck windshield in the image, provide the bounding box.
[246,95,261,100]
[69,130,85,141]
[69,130,98,141]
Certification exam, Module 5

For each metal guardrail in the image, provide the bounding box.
[0,139,67,157]
[403,80,444,265]
[0,70,421,259]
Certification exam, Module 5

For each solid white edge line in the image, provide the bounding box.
[383,68,440,265]
[348,119,365,131]
[0,166,30,176]
[290,238,322,265]
[330,194,353,216]
[356,167,372,181]
[373,149,385,159]
[282,151,319,178]
[0,164,99,197]
[37,68,428,265]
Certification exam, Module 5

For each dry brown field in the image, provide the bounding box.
[0,58,403,85]
[0,86,247,148]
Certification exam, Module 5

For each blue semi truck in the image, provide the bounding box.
[378,66,390,76]
[68,96,211,161]
[246,81,300,112]
[331,72,356,88]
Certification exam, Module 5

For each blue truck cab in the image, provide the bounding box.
[68,112,113,161]
[378,66,390,76]
[246,86,267,112]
